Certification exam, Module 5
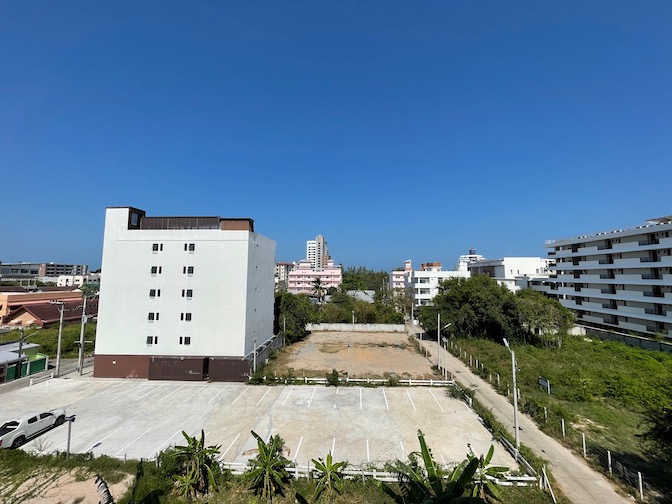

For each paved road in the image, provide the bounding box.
[421,340,631,504]
[0,357,94,396]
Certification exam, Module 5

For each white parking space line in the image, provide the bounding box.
[136,385,164,401]
[292,436,303,463]
[45,426,91,450]
[256,387,271,405]
[366,439,370,462]
[406,390,417,412]
[114,428,152,457]
[207,385,230,403]
[331,437,336,457]
[232,387,248,404]
[382,388,389,410]
[281,387,294,406]
[307,387,316,408]
[159,384,185,402]
[429,390,445,412]
[183,386,207,402]
[219,432,241,461]
[400,440,406,457]
[359,388,363,410]
[87,426,123,452]
[154,430,182,453]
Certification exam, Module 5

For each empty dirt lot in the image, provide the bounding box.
[265,330,439,379]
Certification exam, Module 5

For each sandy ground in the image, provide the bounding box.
[1,470,132,504]
[266,330,438,379]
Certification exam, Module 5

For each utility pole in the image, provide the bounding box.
[17,327,24,380]
[77,294,97,376]
[50,301,65,378]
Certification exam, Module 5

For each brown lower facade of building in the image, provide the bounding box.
[93,354,251,382]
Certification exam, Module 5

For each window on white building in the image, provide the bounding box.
[179,336,191,345]
[149,289,161,298]
[181,313,192,321]
[182,289,193,298]
[184,243,195,252]
[152,243,163,252]
[183,266,194,275]
[148,312,159,321]
[146,336,158,345]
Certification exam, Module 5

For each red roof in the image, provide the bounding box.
[4,299,98,326]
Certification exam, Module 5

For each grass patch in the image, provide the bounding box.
[449,336,672,493]
[0,322,97,359]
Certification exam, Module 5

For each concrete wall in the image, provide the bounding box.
[306,323,405,332]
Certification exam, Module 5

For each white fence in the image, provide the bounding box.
[259,375,453,387]
[220,461,539,487]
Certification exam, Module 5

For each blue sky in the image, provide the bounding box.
[1,1,671,271]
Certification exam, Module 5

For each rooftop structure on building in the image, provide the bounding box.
[94,206,276,381]
[455,248,487,272]
[529,216,672,340]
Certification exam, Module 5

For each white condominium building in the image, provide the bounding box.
[468,257,554,292]
[532,217,672,339]
[94,207,276,381]
[306,234,329,271]
[406,262,469,306]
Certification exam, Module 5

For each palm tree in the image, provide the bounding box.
[246,430,291,502]
[312,277,326,304]
[172,430,221,498]
[311,451,348,501]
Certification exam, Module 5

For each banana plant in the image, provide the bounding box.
[246,430,291,502]
[311,451,348,501]
[381,429,487,503]
[172,430,221,498]
[467,444,508,500]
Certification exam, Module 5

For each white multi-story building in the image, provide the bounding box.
[287,259,342,295]
[306,235,329,271]
[468,257,554,292]
[274,262,293,291]
[406,262,470,306]
[94,206,276,381]
[531,217,672,339]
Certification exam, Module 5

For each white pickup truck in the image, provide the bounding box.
[0,409,66,449]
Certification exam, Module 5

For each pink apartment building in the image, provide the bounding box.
[287,259,342,295]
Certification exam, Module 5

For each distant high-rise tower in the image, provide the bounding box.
[306,235,330,271]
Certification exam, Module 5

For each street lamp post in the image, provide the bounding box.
[437,313,441,368]
[65,415,76,459]
[503,338,519,460]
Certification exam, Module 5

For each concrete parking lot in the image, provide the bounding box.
[3,374,516,470]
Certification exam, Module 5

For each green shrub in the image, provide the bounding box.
[326,369,340,387]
